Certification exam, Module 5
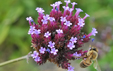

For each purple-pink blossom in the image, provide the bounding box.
[49,17,55,22]
[78,18,85,27]
[28,26,35,34]
[83,13,90,20]
[71,2,77,9]
[60,16,67,22]
[43,14,50,20]
[64,21,72,27]
[55,1,62,6]
[64,0,71,6]
[67,42,75,50]
[78,22,85,27]
[73,52,81,57]
[51,48,58,55]
[27,0,98,70]
[70,37,77,43]
[68,65,74,71]
[63,6,69,11]
[41,19,48,24]
[87,28,98,37]
[75,8,83,13]
[26,16,33,21]
[56,29,63,34]
[48,41,55,48]
[91,28,98,36]
[33,29,41,35]
[34,56,40,62]
[36,7,45,13]
[39,47,46,54]
[44,31,51,38]
[31,51,39,58]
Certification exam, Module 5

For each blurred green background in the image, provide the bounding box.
[0,0,113,71]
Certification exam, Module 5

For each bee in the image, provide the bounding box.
[80,45,101,71]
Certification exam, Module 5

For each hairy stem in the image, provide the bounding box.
[0,52,31,67]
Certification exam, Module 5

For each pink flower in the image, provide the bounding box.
[48,41,55,48]
[51,48,58,55]
[44,31,51,38]
[39,47,46,54]
[67,42,75,50]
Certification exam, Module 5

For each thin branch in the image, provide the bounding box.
[0,52,31,67]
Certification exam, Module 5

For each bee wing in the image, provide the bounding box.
[93,59,101,71]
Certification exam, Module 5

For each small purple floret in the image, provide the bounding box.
[48,41,55,49]
[49,17,55,22]
[34,56,40,62]
[67,42,75,50]
[26,16,33,21]
[70,37,77,43]
[64,21,72,27]
[36,7,45,13]
[43,14,50,20]
[68,65,74,71]
[51,48,58,55]
[44,31,51,38]
[55,1,62,6]
[78,22,85,27]
[56,29,63,34]
[73,52,81,57]
[33,29,41,35]
[91,28,98,36]
[63,6,69,10]
[41,19,48,24]
[83,13,90,20]
[75,8,83,12]
[28,26,35,34]
[60,16,67,22]
[31,51,39,58]
[39,47,46,54]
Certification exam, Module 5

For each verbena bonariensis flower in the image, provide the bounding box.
[26,0,98,71]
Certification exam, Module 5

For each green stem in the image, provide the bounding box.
[0,52,31,67]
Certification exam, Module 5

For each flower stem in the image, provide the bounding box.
[0,52,31,67]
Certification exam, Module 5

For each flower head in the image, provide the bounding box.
[27,0,97,70]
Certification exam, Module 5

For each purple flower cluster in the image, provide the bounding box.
[27,0,98,71]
